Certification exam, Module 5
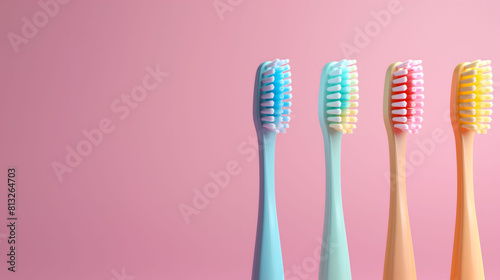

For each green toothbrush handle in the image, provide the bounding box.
[252,131,285,280]
[319,131,352,280]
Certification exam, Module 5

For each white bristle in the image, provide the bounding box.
[394,124,409,130]
[393,117,407,122]
[392,109,407,115]
[394,69,408,77]
[261,76,274,84]
[460,109,475,115]
[461,77,476,84]
[328,85,341,92]
[460,117,476,123]
[459,94,475,100]
[461,69,477,77]
[261,101,274,107]
[261,84,274,92]
[327,109,341,115]
[392,93,407,100]
[329,69,342,76]
[328,77,341,84]
[392,101,407,107]
[393,77,407,84]
[262,68,275,77]
[327,101,341,107]
[392,85,407,92]
[461,124,477,129]
[327,93,341,100]
[262,123,276,130]
[460,85,475,92]
[261,93,274,99]
[327,117,342,122]
[459,102,476,108]
[465,61,479,69]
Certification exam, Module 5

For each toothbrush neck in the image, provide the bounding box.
[391,131,407,191]
[324,130,343,195]
[260,131,277,189]
[456,130,474,192]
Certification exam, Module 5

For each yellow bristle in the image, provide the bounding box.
[458,60,493,134]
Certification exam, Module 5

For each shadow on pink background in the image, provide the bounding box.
[0,0,499,279]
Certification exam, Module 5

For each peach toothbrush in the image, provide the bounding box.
[450,60,493,280]
[383,60,424,280]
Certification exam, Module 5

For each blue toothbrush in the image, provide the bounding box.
[318,60,359,280]
[251,59,292,280]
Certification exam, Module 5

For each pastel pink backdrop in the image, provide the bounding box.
[1,0,499,279]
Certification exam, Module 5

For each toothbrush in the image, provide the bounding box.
[382,60,424,280]
[318,59,359,280]
[450,60,493,280]
[251,58,292,280]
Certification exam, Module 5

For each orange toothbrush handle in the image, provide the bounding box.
[450,130,485,280]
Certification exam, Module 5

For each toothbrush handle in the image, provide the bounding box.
[451,131,484,280]
[319,132,352,280]
[252,132,284,280]
[383,132,417,280]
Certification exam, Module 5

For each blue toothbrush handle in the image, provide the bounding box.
[319,131,352,280]
[252,132,285,280]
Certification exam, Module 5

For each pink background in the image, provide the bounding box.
[1,0,499,279]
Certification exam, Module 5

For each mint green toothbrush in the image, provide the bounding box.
[251,59,292,280]
[318,60,358,280]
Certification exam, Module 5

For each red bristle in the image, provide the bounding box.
[391,60,424,133]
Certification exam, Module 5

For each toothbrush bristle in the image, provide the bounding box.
[324,59,359,134]
[457,60,493,134]
[390,59,424,134]
[259,59,292,133]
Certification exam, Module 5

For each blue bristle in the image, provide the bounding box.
[260,59,292,133]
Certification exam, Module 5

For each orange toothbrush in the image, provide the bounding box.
[450,60,493,280]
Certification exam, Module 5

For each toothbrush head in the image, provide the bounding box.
[253,59,292,133]
[319,59,359,134]
[451,60,493,134]
[384,60,424,134]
